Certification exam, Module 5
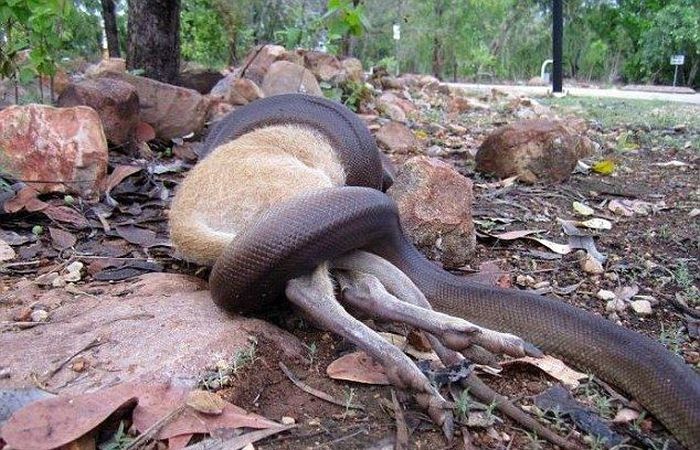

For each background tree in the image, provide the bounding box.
[126,0,181,83]
[101,0,120,57]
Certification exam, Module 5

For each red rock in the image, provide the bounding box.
[476,119,594,183]
[85,58,126,77]
[99,71,209,140]
[261,61,323,97]
[387,156,476,268]
[178,67,224,94]
[375,121,421,154]
[57,78,139,146]
[302,50,343,82]
[238,44,288,86]
[210,75,263,105]
[0,104,107,197]
[341,57,364,83]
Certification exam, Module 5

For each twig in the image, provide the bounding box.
[0,321,47,331]
[42,337,107,382]
[391,389,409,450]
[124,404,186,450]
[278,362,364,411]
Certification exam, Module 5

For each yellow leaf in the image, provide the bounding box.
[414,130,428,140]
[592,159,616,175]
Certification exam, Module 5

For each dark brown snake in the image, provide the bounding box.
[201,94,700,449]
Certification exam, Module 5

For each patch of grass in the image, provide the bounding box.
[303,341,318,367]
[198,339,257,390]
[454,388,471,422]
[98,421,134,450]
[658,323,687,356]
[341,386,357,419]
[540,96,700,131]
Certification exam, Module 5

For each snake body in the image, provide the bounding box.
[190,94,700,449]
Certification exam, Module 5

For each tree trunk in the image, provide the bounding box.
[101,0,120,57]
[126,0,181,84]
[431,0,445,79]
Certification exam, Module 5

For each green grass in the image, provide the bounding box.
[539,96,700,131]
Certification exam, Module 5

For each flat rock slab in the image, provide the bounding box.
[0,273,303,395]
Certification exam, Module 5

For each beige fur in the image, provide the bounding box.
[170,125,346,265]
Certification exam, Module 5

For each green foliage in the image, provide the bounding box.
[181,0,230,67]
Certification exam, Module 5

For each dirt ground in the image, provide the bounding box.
[1,94,698,449]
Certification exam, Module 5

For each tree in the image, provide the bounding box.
[101,0,120,57]
[126,0,181,83]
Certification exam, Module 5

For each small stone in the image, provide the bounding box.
[582,254,604,274]
[533,281,550,290]
[613,408,640,423]
[12,307,32,322]
[685,351,700,365]
[186,389,226,415]
[30,309,49,322]
[281,416,296,425]
[606,299,626,313]
[52,276,67,288]
[516,275,536,287]
[630,300,652,316]
[241,444,255,450]
[597,289,616,301]
[308,418,321,426]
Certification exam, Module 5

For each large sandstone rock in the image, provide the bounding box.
[476,119,594,183]
[340,58,364,83]
[57,77,139,146]
[100,71,209,140]
[0,273,303,395]
[85,57,126,77]
[388,156,476,268]
[375,122,421,154]
[239,44,288,86]
[302,50,343,82]
[210,74,264,105]
[0,104,107,197]
[261,61,323,97]
[378,92,417,122]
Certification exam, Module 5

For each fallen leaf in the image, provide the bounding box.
[572,201,594,216]
[49,227,77,250]
[591,159,616,175]
[3,187,47,213]
[105,165,142,195]
[186,390,226,415]
[0,384,137,450]
[577,218,612,230]
[43,205,90,229]
[0,229,33,246]
[0,239,16,262]
[326,351,390,385]
[116,225,157,246]
[492,229,545,240]
[133,383,281,439]
[527,237,571,255]
[505,355,587,388]
[0,388,54,427]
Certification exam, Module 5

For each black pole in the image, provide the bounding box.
[552,0,563,93]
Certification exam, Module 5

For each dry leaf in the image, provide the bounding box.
[49,227,77,250]
[592,159,616,175]
[136,121,157,143]
[577,218,612,230]
[116,225,157,246]
[105,165,142,195]
[492,229,544,240]
[186,390,226,415]
[43,205,90,229]
[505,355,587,388]
[3,187,47,214]
[572,201,594,216]
[527,237,571,255]
[0,384,137,450]
[326,351,390,385]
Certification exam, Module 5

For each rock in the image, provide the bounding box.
[375,122,421,154]
[630,300,652,316]
[387,156,476,268]
[238,44,288,86]
[57,78,139,146]
[178,67,224,94]
[341,57,364,83]
[378,100,405,122]
[261,61,323,97]
[0,273,304,395]
[378,92,417,116]
[448,95,490,113]
[302,50,343,82]
[424,80,451,95]
[281,416,296,425]
[85,57,126,77]
[0,104,108,197]
[597,289,616,301]
[99,71,210,140]
[210,75,264,105]
[206,97,235,123]
[581,253,604,274]
[475,119,595,183]
[527,76,548,86]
